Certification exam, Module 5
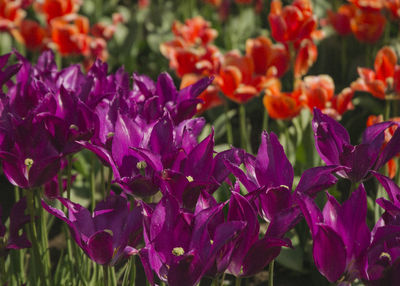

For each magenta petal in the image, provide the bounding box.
[372,172,400,204]
[376,127,400,171]
[156,72,178,105]
[313,225,347,283]
[87,230,114,265]
[241,237,291,276]
[296,193,323,236]
[295,166,340,197]
[255,131,293,189]
[312,108,350,166]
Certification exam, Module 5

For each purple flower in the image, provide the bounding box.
[0,119,61,189]
[312,108,400,183]
[139,194,245,286]
[297,185,371,283]
[42,194,142,265]
[225,131,337,220]
[226,185,292,277]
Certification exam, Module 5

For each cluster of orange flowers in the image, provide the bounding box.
[161,0,354,120]
[325,0,400,43]
[0,0,122,68]
[352,46,400,100]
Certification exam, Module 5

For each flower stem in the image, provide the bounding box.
[263,106,269,132]
[103,265,109,286]
[224,102,234,145]
[66,155,73,200]
[268,260,275,286]
[239,104,251,152]
[26,190,48,285]
[90,153,96,212]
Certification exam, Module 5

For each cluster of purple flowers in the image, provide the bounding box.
[1,51,400,285]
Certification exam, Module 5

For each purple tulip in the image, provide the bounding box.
[312,108,400,183]
[42,194,142,265]
[226,185,292,277]
[139,193,245,286]
[225,131,337,220]
[0,119,61,189]
[297,185,371,283]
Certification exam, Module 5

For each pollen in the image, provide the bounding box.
[107,132,115,138]
[136,161,147,170]
[186,175,194,182]
[379,252,392,262]
[69,124,79,131]
[172,247,185,256]
[24,158,34,167]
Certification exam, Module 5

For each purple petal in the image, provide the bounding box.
[372,172,400,204]
[375,127,400,170]
[241,237,291,276]
[312,108,350,166]
[178,76,213,101]
[156,73,177,105]
[87,230,114,265]
[296,193,323,236]
[295,166,341,197]
[255,131,294,189]
[313,225,347,282]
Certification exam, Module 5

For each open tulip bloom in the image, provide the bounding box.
[297,185,371,284]
[42,194,143,266]
[312,108,400,184]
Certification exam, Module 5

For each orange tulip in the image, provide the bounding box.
[245,36,290,77]
[386,0,400,19]
[326,4,356,36]
[268,0,318,44]
[0,0,25,32]
[262,79,302,119]
[294,39,317,79]
[216,51,260,103]
[350,9,385,43]
[352,46,398,99]
[35,0,80,23]
[172,16,218,46]
[300,75,334,111]
[50,15,90,56]
[348,0,384,11]
[18,19,46,50]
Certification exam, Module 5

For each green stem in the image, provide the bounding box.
[66,155,73,200]
[110,266,117,286]
[220,272,226,286]
[107,167,113,197]
[103,265,109,286]
[0,255,5,285]
[385,100,391,121]
[235,277,241,286]
[262,105,269,132]
[224,102,234,145]
[129,256,136,286]
[239,104,251,152]
[26,190,48,285]
[268,260,275,286]
[91,154,96,212]
[37,188,52,285]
